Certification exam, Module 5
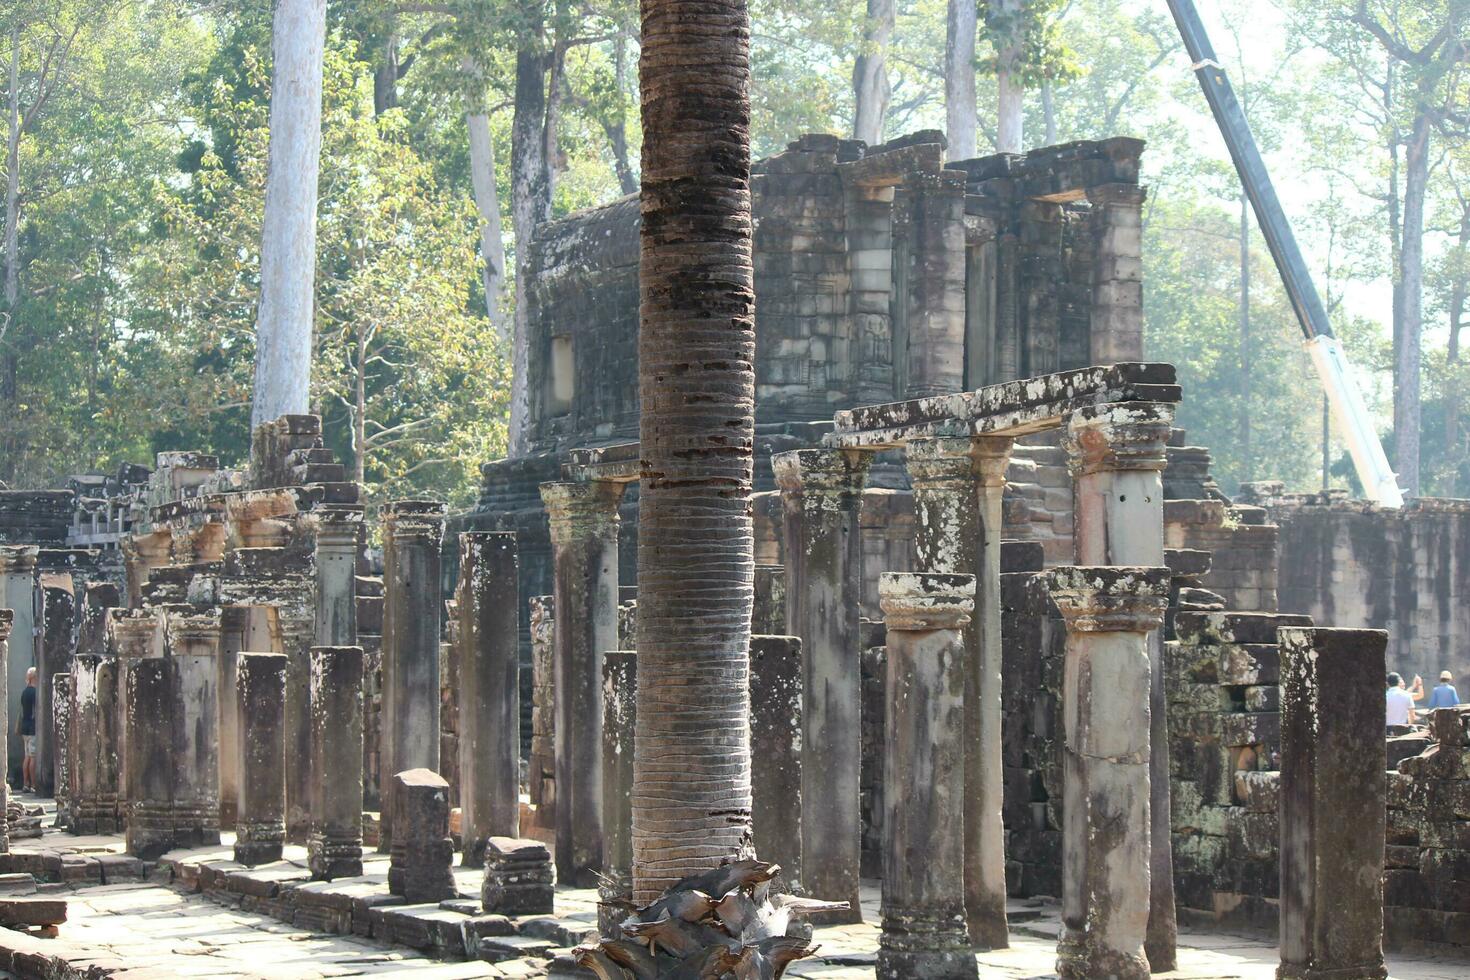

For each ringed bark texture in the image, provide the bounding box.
[633,0,757,904]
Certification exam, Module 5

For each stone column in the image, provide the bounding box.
[1276,627,1388,980]
[217,607,246,831]
[752,564,786,635]
[388,768,456,903]
[902,171,968,398]
[379,499,446,853]
[0,610,10,852]
[749,634,802,894]
[309,645,365,880]
[457,532,520,867]
[1046,566,1169,980]
[1088,183,1147,366]
[235,652,287,866]
[1064,400,1178,971]
[877,573,977,980]
[314,506,361,646]
[125,658,174,859]
[600,650,636,935]
[52,672,71,827]
[0,547,36,788]
[94,655,121,833]
[71,656,103,834]
[772,448,869,922]
[528,595,555,812]
[905,435,1012,948]
[110,612,158,817]
[38,577,75,798]
[540,481,624,887]
[166,609,222,847]
[278,612,315,843]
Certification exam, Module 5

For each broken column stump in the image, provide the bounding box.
[125,658,175,860]
[69,656,102,835]
[234,653,287,866]
[1047,566,1169,980]
[1276,627,1389,980]
[600,650,635,934]
[528,595,556,817]
[482,837,554,916]
[877,573,978,980]
[110,610,158,818]
[52,673,72,830]
[309,646,365,880]
[750,634,802,894]
[388,768,456,903]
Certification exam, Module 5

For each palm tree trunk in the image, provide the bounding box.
[632,0,757,904]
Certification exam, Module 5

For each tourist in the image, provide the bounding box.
[1385,672,1416,728]
[1426,670,1461,709]
[17,668,36,793]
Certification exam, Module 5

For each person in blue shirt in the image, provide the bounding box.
[1425,671,1461,710]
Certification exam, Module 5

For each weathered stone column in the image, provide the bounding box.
[379,499,446,853]
[905,435,1012,948]
[540,480,624,886]
[752,564,786,635]
[457,532,520,867]
[70,656,103,834]
[1064,400,1178,971]
[749,634,802,893]
[110,611,158,818]
[1046,566,1169,980]
[1276,627,1388,980]
[94,655,121,833]
[125,658,174,859]
[600,650,636,935]
[52,672,71,827]
[388,768,456,903]
[528,595,555,813]
[313,506,361,646]
[217,607,245,831]
[773,448,870,922]
[309,645,365,880]
[0,547,36,787]
[278,611,314,844]
[167,609,222,847]
[1088,183,1147,366]
[38,577,76,799]
[877,573,977,980]
[235,652,287,866]
[0,610,10,852]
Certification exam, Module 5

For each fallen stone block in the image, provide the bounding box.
[0,898,66,927]
[479,934,555,963]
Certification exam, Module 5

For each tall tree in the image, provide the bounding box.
[989,0,1024,152]
[632,0,758,903]
[463,56,509,338]
[853,0,895,146]
[252,0,328,429]
[945,0,977,157]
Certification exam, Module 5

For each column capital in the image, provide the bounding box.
[0,608,11,643]
[1088,182,1148,208]
[164,606,224,653]
[1047,566,1169,634]
[905,436,1014,489]
[771,448,871,496]
[381,500,447,548]
[540,481,624,545]
[879,572,975,632]
[0,544,38,575]
[310,506,364,548]
[110,611,160,657]
[1063,402,1174,476]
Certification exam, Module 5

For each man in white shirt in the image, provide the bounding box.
[1386,672,1417,728]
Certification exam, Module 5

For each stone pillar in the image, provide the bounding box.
[1276,627,1388,980]
[278,611,315,844]
[379,499,446,853]
[905,435,1012,948]
[71,656,103,834]
[110,612,158,817]
[752,564,786,635]
[217,607,245,831]
[749,634,802,893]
[38,577,76,798]
[1088,183,1147,366]
[309,646,365,880]
[94,655,121,833]
[388,768,456,903]
[0,610,10,853]
[600,650,636,935]
[52,672,71,827]
[0,547,36,788]
[1064,400,1178,971]
[1046,566,1169,980]
[877,573,977,980]
[314,506,361,646]
[540,481,624,887]
[902,171,968,398]
[167,609,222,847]
[528,595,555,814]
[457,532,520,867]
[235,652,287,866]
[125,658,174,860]
[772,448,869,921]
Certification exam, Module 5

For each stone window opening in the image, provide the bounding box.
[547,335,575,417]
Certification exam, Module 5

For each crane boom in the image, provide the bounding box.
[1163,0,1404,506]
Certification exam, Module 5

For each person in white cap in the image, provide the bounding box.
[1426,670,1461,710]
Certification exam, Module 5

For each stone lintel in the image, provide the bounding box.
[561,442,641,484]
[1063,402,1175,476]
[837,137,945,189]
[879,573,976,632]
[1046,566,1170,634]
[771,448,872,495]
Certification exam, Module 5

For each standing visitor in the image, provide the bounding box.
[1385,672,1416,729]
[1426,671,1461,709]
[17,668,36,793]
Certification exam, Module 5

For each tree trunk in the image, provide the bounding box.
[252,0,327,429]
[1239,192,1251,482]
[1445,207,1467,494]
[1394,110,1429,498]
[463,58,508,342]
[354,327,367,487]
[1,24,19,486]
[603,34,638,196]
[995,0,1024,155]
[1042,78,1056,145]
[852,0,894,147]
[507,32,552,457]
[944,0,977,160]
[373,31,400,116]
[633,0,757,904]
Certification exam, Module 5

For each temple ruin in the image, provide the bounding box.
[0,131,1465,976]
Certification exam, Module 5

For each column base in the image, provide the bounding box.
[308,833,364,881]
[877,950,978,979]
[126,802,175,861]
[234,840,284,867]
[1056,931,1150,980]
[1276,964,1388,980]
